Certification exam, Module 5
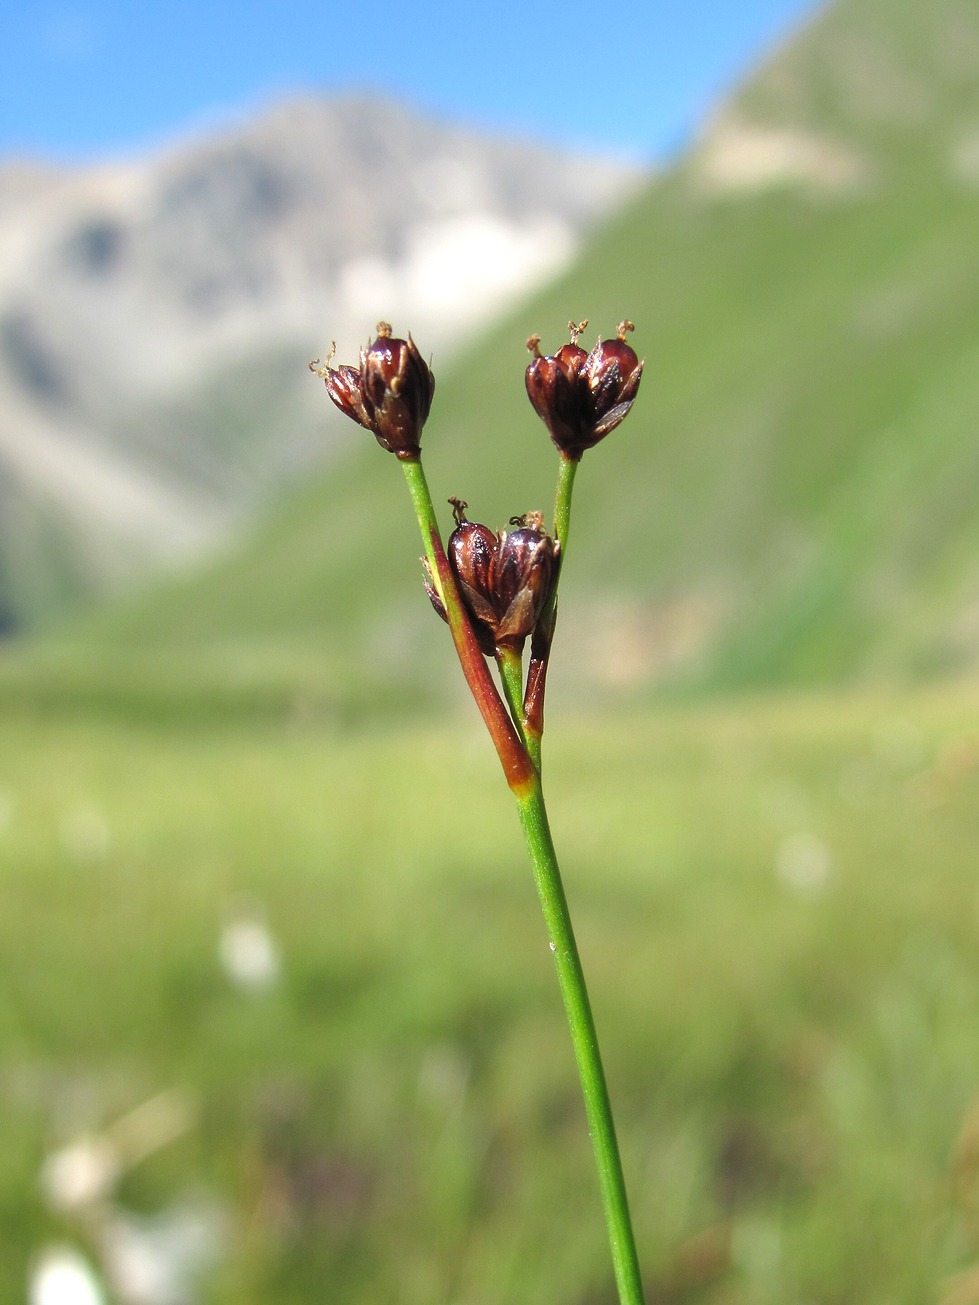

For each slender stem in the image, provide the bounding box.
[495,645,528,743]
[523,456,581,763]
[553,453,579,554]
[401,454,643,1300]
[400,455,445,602]
[515,777,645,1305]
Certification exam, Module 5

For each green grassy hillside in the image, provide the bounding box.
[0,0,967,731]
[18,0,973,719]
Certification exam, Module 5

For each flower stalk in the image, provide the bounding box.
[313,319,646,1304]
[516,775,646,1305]
[523,453,580,760]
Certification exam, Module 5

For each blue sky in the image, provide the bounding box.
[1,0,820,163]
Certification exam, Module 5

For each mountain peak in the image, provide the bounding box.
[737,0,979,140]
[0,93,642,630]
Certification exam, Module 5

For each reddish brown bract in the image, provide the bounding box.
[315,322,435,458]
[526,320,643,461]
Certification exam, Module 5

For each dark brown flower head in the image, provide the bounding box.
[310,322,435,458]
[491,513,559,650]
[443,499,500,654]
[525,319,643,461]
[429,501,560,654]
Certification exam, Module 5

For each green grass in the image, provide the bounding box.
[4,684,979,1303]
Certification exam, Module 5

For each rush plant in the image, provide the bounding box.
[311,318,646,1304]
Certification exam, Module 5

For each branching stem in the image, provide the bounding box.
[399,449,644,1305]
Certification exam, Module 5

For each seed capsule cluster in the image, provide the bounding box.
[440,502,559,656]
[310,322,435,459]
[313,317,642,735]
[525,320,643,461]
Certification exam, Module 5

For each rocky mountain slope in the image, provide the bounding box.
[0,96,640,629]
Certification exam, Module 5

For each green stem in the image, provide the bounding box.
[522,456,580,764]
[495,645,528,744]
[553,453,579,554]
[401,454,643,1299]
[400,455,445,601]
[515,777,645,1305]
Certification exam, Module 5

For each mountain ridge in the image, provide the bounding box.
[0,93,641,629]
[8,0,979,712]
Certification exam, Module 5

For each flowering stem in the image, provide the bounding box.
[400,457,534,796]
[400,454,447,604]
[553,453,579,554]
[495,645,529,746]
[515,776,645,1305]
[523,455,580,764]
[400,453,643,1304]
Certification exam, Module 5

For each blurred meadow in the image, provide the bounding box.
[4,0,979,1301]
[5,686,979,1303]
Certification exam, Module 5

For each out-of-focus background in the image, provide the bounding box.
[4,0,979,1301]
